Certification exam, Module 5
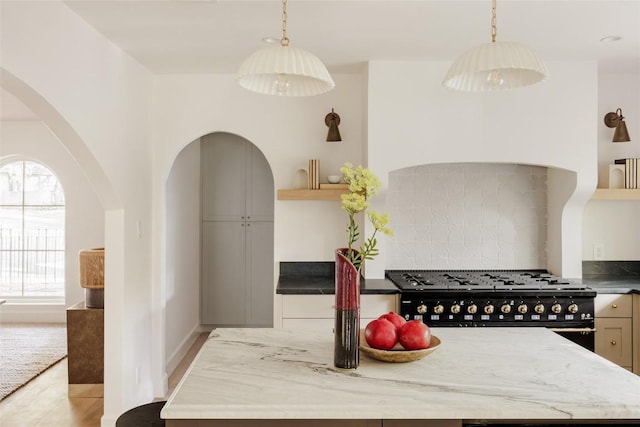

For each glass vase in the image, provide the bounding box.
[334,248,360,369]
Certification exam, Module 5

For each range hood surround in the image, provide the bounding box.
[363,61,598,279]
[386,163,550,271]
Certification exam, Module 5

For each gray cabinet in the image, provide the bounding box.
[201,133,274,327]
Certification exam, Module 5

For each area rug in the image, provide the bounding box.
[0,323,67,401]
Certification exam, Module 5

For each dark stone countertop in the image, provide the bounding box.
[277,261,399,295]
[580,276,640,295]
[277,262,640,295]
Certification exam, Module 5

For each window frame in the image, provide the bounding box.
[0,158,66,302]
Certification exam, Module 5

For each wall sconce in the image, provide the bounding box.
[604,108,631,142]
[325,108,342,142]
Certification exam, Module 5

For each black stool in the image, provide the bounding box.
[116,401,166,427]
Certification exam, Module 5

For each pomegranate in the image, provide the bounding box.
[378,311,406,332]
[364,318,398,350]
[398,320,431,350]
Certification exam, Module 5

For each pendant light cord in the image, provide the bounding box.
[281,0,290,46]
[491,0,497,43]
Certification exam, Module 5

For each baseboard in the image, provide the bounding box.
[69,383,104,397]
[166,324,202,376]
[0,303,67,323]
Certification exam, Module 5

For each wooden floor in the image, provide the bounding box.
[0,332,209,427]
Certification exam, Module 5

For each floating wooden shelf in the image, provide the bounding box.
[592,188,640,200]
[277,189,348,201]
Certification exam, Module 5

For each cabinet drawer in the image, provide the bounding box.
[282,318,389,330]
[282,295,334,318]
[361,295,398,318]
[595,317,633,367]
[595,294,632,317]
[282,294,398,319]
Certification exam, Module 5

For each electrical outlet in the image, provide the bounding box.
[593,243,604,260]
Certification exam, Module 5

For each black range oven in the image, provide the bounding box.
[386,270,596,351]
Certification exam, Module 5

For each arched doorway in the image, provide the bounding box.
[1,68,122,425]
[164,132,275,369]
[200,132,274,327]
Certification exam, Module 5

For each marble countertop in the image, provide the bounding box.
[161,327,640,422]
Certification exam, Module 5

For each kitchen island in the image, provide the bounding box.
[161,327,640,427]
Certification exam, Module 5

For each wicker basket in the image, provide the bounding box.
[79,248,104,289]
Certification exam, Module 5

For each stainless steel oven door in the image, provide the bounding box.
[549,327,595,352]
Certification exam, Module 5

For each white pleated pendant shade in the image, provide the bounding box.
[443,41,548,92]
[236,45,335,96]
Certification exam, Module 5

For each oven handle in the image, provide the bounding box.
[548,327,596,333]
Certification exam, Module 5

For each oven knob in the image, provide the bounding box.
[567,303,579,314]
[484,304,495,315]
[417,304,428,314]
[451,304,461,314]
[433,304,444,314]
[501,304,511,314]
[534,304,545,314]
[467,304,478,314]
[517,304,528,314]
[551,303,562,314]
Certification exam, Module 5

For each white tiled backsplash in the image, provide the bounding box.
[386,163,548,270]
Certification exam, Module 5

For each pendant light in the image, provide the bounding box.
[443,0,548,92]
[235,0,334,96]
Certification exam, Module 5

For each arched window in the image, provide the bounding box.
[0,160,65,299]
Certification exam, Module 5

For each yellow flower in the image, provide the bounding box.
[339,162,392,271]
[341,193,368,215]
[368,211,393,237]
[340,162,380,199]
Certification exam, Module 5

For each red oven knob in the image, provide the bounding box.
[417,304,428,314]
[451,304,461,314]
[501,304,511,314]
[484,304,495,314]
[567,303,579,314]
[534,304,545,314]
[517,304,528,314]
[467,304,478,314]
[551,303,562,314]
[433,304,444,314]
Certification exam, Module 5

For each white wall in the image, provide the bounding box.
[0,120,105,322]
[151,73,365,395]
[582,71,640,261]
[365,60,598,278]
[1,2,154,425]
[164,139,201,374]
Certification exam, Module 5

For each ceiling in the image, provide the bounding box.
[3,0,640,119]
[60,0,640,74]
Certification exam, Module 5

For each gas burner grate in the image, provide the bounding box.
[386,269,590,294]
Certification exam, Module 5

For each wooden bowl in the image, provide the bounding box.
[359,334,441,363]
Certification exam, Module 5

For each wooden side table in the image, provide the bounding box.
[66,301,104,397]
